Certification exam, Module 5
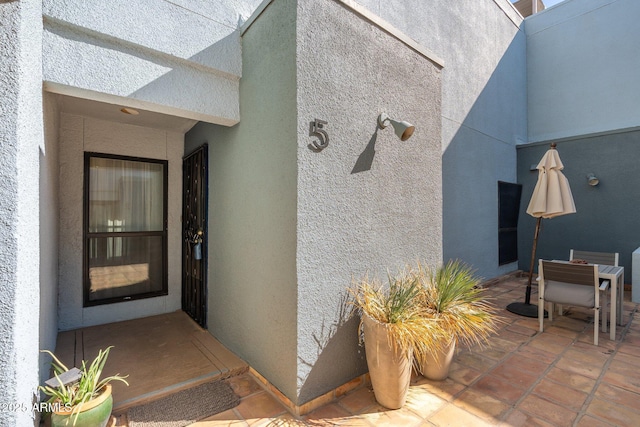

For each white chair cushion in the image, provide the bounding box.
[545,280,595,307]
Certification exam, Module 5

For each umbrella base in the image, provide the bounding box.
[506,302,548,318]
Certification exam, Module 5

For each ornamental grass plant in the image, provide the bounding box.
[349,268,446,364]
[39,346,129,423]
[415,260,499,351]
[350,260,499,370]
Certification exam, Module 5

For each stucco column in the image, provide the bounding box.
[0,0,43,425]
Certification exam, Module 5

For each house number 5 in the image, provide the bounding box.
[309,119,329,151]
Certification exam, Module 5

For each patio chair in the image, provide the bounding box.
[569,250,618,332]
[538,260,603,345]
[569,249,619,266]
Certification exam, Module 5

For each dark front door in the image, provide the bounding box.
[182,144,208,327]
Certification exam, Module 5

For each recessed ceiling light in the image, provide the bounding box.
[120,107,139,115]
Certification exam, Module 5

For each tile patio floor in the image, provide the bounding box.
[115,275,640,426]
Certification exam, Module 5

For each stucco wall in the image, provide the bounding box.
[0,1,43,425]
[526,0,640,142]
[42,0,263,126]
[40,93,60,384]
[355,0,527,279]
[517,131,640,282]
[186,0,299,401]
[58,114,183,330]
[295,0,442,403]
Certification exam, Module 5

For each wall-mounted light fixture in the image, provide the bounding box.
[378,113,415,141]
[587,173,599,186]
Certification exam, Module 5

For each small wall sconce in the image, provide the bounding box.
[378,113,415,141]
[587,173,599,186]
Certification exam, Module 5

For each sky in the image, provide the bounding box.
[543,0,566,7]
[513,0,567,8]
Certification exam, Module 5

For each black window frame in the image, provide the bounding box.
[83,152,169,307]
[498,180,522,266]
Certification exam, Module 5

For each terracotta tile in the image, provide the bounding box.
[594,382,640,409]
[585,397,640,426]
[191,411,249,426]
[489,336,521,353]
[544,325,580,339]
[528,332,574,355]
[498,409,555,427]
[453,388,510,422]
[514,317,542,331]
[544,367,596,394]
[516,344,557,365]
[336,386,377,413]
[455,351,499,372]
[471,346,510,361]
[403,386,445,418]
[532,379,588,411]
[618,342,640,357]
[496,329,534,343]
[556,350,609,379]
[502,353,549,376]
[303,403,352,423]
[410,377,465,402]
[235,391,288,421]
[428,402,494,427]
[575,414,616,427]
[226,374,264,398]
[471,374,527,405]
[517,394,577,427]
[354,405,424,426]
[446,363,483,386]
[601,369,640,394]
[490,361,539,390]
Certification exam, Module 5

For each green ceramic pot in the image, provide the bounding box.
[51,384,113,427]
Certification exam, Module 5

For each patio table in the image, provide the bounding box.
[550,261,623,341]
[598,264,624,340]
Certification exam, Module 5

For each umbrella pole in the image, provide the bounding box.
[524,217,542,304]
[506,217,547,318]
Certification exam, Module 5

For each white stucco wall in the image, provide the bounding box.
[526,0,640,142]
[295,0,443,403]
[42,0,263,126]
[187,0,300,402]
[355,0,527,279]
[0,1,43,425]
[39,93,60,384]
[58,114,183,330]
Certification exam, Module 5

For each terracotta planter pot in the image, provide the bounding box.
[419,339,456,381]
[51,384,113,427]
[362,314,412,409]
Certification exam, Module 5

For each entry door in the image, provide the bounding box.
[182,144,208,328]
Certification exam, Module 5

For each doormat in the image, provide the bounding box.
[128,380,240,427]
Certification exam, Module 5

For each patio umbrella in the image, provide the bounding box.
[507,143,576,317]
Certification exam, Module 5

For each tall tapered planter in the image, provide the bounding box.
[418,339,456,381]
[362,314,413,409]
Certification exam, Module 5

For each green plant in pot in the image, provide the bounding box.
[415,260,499,380]
[350,269,443,409]
[39,346,129,427]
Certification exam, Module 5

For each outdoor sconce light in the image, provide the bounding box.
[378,113,415,141]
[587,173,599,186]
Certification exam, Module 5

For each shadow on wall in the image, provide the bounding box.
[45,18,241,117]
[297,292,367,404]
[351,125,380,174]
[442,34,526,280]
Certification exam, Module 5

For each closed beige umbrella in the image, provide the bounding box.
[508,143,576,317]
